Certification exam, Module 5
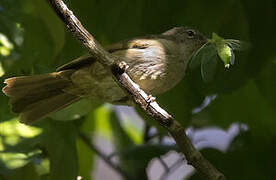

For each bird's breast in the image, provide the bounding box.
[119,45,187,95]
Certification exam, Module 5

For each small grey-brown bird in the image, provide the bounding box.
[2,27,207,124]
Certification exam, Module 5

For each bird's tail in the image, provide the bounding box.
[2,70,80,124]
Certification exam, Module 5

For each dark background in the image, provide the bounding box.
[0,0,275,179]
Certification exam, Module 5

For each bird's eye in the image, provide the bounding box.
[187,30,196,38]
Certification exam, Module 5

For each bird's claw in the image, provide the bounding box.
[146,94,156,108]
[118,61,129,71]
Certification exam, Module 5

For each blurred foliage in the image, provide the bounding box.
[0,0,275,179]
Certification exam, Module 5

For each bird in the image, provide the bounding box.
[2,27,207,124]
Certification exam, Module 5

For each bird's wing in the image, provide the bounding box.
[56,36,155,72]
[56,55,96,71]
[105,37,153,52]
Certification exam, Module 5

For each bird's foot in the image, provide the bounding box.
[146,94,156,109]
[118,61,129,71]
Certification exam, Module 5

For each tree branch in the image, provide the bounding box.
[47,0,226,179]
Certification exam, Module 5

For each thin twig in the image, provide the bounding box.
[159,156,186,180]
[158,157,170,172]
[143,124,151,142]
[107,151,118,160]
[78,132,132,180]
[47,1,226,179]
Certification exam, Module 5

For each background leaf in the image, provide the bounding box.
[0,0,275,179]
[42,120,78,180]
[200,44,218,83]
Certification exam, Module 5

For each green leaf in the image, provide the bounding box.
[209,33,248,69]
[189,42,210,69]
[110,111,134,152]
[76,112,97,180]
[211,32,224,42]
[117,144,177,179]
[2,163,40,180]
[32,0,65,56]
[0,118,42,138]
[210,33,234,68]
[42,120,78,180]
[109,111,136,178]
[50,99,99,121]
[189,42,219,82]
[217,43,232,68]
[0,62,5,77]
[0,151,41,172]
[76,139,93,180]
[94,105,112,139]
[200,44,219,83]
[0,119,43,172]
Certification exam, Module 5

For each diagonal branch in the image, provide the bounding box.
[47,0,226,179]
[78,132,132,180]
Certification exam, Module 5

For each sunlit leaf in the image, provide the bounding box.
[76,112,96,180]
[0,118,42,138]
[94,105,112,139]
[0,33,14,50]
[218,43,232,68]
[115,107,143,144]
[34,158,50,176]
[76,138,93,180]
[121,120,143,144]
[2,163,40,180]
[0,150,41,171]
[0,62,5,77]
[209,33,233,68]
[209,33,248,69]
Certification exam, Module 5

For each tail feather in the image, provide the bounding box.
[3,70,74,97]
[10,88,64,113]
[19,93,80,124]
[2,70,81,124]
